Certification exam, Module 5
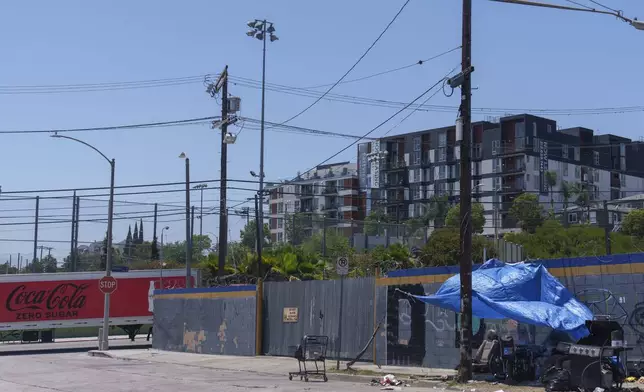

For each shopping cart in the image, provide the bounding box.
[288,335,329,382]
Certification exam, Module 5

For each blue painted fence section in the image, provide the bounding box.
[152,286,257,356]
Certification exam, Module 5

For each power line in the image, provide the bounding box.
[269,0,412,127]
[0,116,217,135]
[301,46,461,89]
[0,74,212,94]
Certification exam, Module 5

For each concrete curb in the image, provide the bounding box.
[88,350,134,360]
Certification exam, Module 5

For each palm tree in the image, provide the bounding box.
[571,182,592,223]
[545,170,558,214]
[422,195,450,228]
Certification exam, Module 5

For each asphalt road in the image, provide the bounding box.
[0,352,427,391]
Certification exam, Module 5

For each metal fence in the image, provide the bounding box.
[262,277,375,360]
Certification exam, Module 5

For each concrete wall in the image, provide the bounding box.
[152,285,257,356]
[375,253,644,368]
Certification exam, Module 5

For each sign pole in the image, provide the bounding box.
[335,256,349,370]
[336,274,345,370]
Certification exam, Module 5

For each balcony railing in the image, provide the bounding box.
[501,163,526,175]
[382,158,408,170]
[497,137,528,155]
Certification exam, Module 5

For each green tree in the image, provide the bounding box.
[150,236,160,260]
[138,218,144,244]
[622,209,644,238]
[239,220,270,250]
[445,202,486,234]
[422,195,450,228]
[545,170,558,214]
[363,208,391,236]
[509,193,545,233]
[419,228,495,266]
[505,219,639,259]
[571,182,592,222]
[161,235,212,265]
[285,213,309,244]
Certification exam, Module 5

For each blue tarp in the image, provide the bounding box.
[411,259,593,340]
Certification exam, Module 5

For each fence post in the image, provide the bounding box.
[255,278,263,356]
[373,266,380,365]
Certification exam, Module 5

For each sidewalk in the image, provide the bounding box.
[88,348,456,384]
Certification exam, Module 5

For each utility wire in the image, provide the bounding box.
[301,46,461,89]
[269,0,412,127]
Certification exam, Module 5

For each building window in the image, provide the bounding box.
[562,144,568,159]
[413,151,421,165]
[532,122,537,137]
[414,185,422,200]
[533,138,539,153]
[413,168,421,183]
[568,213,578,224]
[424,168,432,182]
[492,140,500,155]
[277,218,283,229]
[438,147,446,162]
[563,162,568,177]
[278,203,284,213]
[439,165,446,179]
[493,176,501,189]
[493,158,501,173]
[593,151,600,165]
[534,175,539,189]
[620,173,626,187]
[278,232,284,242]
[472,161,481,176]
[575,166,581,179]
[438,132,447,148]
[574,147,580,161]
[547,124,552,133]
[413,136,421,151]
[594,170,599,183]
[621,157,626,171]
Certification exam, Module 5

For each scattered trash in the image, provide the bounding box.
[380,374,403,386]
[639,376,644,384]
[627,377,638,383]
[380,387,402,391]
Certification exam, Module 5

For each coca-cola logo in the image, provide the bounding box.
[5,283,89,312]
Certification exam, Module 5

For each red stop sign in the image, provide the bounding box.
[99,276,118,294]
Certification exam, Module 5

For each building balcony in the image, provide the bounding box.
[383,177,409,188]
[321,203,338,211]
[500,163,526,176]
[322,186,338,195]
[496,138,528,157]
[382,159,408,171]
[499,183,526,194]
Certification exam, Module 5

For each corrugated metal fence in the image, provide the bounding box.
[263,277,375,360]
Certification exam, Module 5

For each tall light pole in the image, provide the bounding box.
[160,226,169,264]
[246,19,278,272]
[160,226,169,289]
[178,153,192,288]
[51,133,115,351]
[193,184,207,236]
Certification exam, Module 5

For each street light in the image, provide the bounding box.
[246,18,278,278]
[51,133,115,351]
[159,226,170,289]
[193,184,208,236]
[178,153,192,288]
[490,0,642,31]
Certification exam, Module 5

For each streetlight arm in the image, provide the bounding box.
[489,0,634,24]
[51,134,112,165]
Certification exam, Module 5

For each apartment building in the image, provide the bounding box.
[267,162,363,243]
[357,114,644,235]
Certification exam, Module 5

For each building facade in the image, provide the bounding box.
[357,114,644,236]
[267,162,363,243]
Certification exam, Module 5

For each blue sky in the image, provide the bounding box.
[0,0,642,263]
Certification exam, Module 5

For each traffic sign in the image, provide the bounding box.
[336,256,349,276]
[99,276,118,295]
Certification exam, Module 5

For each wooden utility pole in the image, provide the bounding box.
[218,66,229,277]
[458,0,473,383]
